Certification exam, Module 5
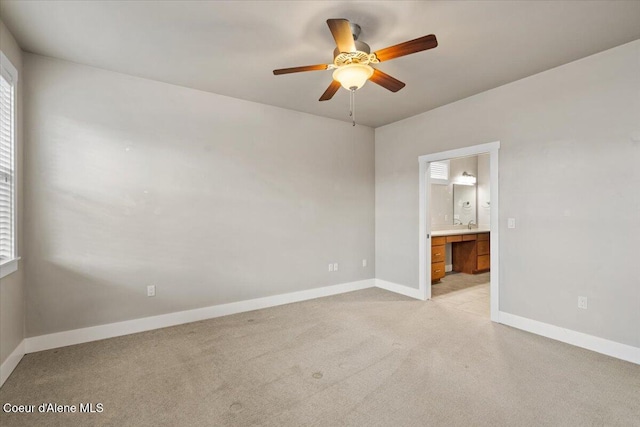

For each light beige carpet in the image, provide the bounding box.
[1,288,639,426]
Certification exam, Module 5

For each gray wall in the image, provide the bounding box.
[24,54,375,337]
[375,40,640,347]
[0,20,25,366]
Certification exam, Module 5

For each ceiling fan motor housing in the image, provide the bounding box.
[333,40,377,67]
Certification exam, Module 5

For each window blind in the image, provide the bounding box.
[430,160,450,185]
[0,68,15,262]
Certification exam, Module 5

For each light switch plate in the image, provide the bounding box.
[508,218,516,229]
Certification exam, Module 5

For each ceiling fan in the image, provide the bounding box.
[273,19,438,102]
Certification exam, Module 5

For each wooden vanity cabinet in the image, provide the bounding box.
[431,237,446,282]
[431,232,490,282]
[476,233,490,271]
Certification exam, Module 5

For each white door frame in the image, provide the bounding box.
[418,141,500,322]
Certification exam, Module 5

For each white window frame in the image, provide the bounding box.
[0,51,19,279]
[430,160,450,185]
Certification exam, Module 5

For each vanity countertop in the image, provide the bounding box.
[432,229,490,237]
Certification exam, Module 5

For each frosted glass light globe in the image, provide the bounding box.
[332,63,374,90]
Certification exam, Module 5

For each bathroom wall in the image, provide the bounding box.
[430,155,478,230]
[429,183,452,230]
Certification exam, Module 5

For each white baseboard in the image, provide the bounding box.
[375,279,423,300]
[445,264,452,273]
[18,281,638,367]
[1,339,25,387]
[498,311,640,365]
[25,279,375,354]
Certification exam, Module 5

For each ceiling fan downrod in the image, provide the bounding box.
[349,87,356,126]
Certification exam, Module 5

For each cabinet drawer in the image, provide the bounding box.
[446,235,462,243]
[432,262,445,280]
[477,241,490,256]
[462,234,477,241]
[477,255,490,270]
[477,233,490,241]
[432,245,445,263]
[432,236,446,246]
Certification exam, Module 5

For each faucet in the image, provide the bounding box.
[468,220,476,230]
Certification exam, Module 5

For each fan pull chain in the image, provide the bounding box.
[349,88,356,126]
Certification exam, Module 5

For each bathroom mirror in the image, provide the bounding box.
[453,184,476,226]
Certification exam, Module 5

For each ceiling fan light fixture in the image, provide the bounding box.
[332,63,374,91]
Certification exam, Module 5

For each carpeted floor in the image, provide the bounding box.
[1,287,639,426]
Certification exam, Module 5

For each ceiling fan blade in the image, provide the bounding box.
[373,34,438,62]
[369,69,406,92]
[273,64,329,75]
[319,80,342,101]
[327,19,356,53]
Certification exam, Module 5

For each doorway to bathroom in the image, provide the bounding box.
[418,142,500,322]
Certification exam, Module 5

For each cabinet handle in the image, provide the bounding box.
[435,270,441,273]
[435,253,441,256]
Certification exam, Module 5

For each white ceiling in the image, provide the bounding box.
[2,1,639,127]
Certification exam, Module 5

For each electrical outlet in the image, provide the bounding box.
[578,296,588,309]
[362,259,367,267]
[333,263,338,271]
[328,264,333,272]
[147,285,156,297]
[508,218,516,229]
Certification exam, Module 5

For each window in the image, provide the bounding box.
[430,160,450,185]
[0,51,18,278]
